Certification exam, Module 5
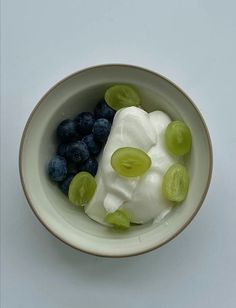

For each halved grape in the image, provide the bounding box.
[105,84,140,111]
[162,164,189,202]
[111,147,151,177]
[105,209,130,230]
[68,172,96,206]
[165,121,192,156]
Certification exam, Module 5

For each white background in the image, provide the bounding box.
[1,1,236,307]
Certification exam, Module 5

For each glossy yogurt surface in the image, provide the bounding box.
[85,107,178,225]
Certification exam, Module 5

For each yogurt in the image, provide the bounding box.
[85,107,178,225]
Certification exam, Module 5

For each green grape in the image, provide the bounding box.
[111,147,151,177]
[104,84,140,111]
[105,209,130,230]
[165,120,192,156]
[162,164,189,202]
[68,172,96,207]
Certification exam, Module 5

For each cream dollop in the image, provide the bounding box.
[85,107,178,225]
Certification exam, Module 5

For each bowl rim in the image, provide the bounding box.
[19,63,213,257]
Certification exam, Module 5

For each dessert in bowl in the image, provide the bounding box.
[19,64,212,257]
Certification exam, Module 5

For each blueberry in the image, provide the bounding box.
[66,141,89,163]
[59,173,75,195]
[57,143,70,157]
[74,112,95,135]
[93,118,111,143]
[79,157,98,176]
[57,119,79,142]
[67,161,80,174]
[94,99,116,121]
[48,155,67,182]
[82,134,102,156]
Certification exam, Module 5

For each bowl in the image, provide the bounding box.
[19,64,213,257]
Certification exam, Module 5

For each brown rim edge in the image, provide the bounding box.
[19,64,213,258]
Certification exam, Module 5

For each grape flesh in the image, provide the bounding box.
[111,147,151,177]
[68,172,96,206]
[162,164,189,202]
[105,209,130,230]
[165,121,192,156]
[105,85,140,111]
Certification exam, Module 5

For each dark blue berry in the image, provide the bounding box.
[48,155,67,182]
[82,134,102,156]
[67,162,80,174]
[94,99,116,121]
[57,119,79,142]
[74,112,95,135]
[59,173,75,195]
[79,157,98,176]
[57,143,70,157]
[93,118,111,143]
[66,141,89,163]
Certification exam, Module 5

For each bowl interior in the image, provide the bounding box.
[20,65,212,257]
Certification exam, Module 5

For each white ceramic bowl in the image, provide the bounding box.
[19,64,213,257]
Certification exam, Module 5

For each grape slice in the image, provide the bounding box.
[105,209,130,230]
[68,172,96,206]
[165,120,192,156]
[162,164,189,202]
[111,147,151,177]
[105,84,140,111]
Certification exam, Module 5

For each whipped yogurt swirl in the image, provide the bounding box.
[85,107,178,225]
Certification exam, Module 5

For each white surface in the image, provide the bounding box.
[1,0,236,307]
[86,107,176,224]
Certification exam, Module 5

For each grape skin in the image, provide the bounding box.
[105,85,140,111]
[165,121,192,156]
[68,172,96,206]
[105,210,130,230]
[162,164,189,202]
[111,147,151,177]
